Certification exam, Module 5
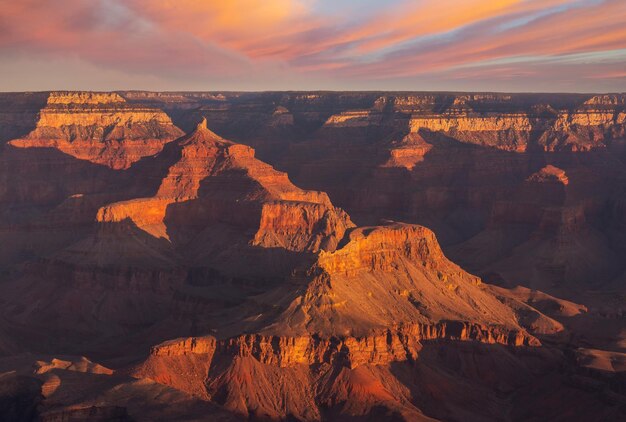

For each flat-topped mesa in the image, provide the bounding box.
[46,91,126,105]
[383,132,433,170]
[8,91,183,169]
[317,224,447,275]
[257,222,531,337]
[323,110,383,128]
[97,120,353,251]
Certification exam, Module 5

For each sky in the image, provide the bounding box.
[0,0,625,92]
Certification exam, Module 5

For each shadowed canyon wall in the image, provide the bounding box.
[0,91,624,421]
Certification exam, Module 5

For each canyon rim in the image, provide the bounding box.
[1,1,626,421]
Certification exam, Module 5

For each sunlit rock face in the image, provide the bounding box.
[97,117,353,249]
[128,220,540,420]
[8,91,183,169]
[402,93,625,152]
[0,91,625,421]
[255,223,539,340]
[136,91,625,152]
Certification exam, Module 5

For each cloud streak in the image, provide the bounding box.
[0,0,624,91]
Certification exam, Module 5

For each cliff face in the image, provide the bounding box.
[135,323,537,419]
[409,113,532,151]
[253,200,353,252]
[258,223,536,338]
[1,91,625,421]
[1,113,551,419]
[148,91,623,298]
[0,118,355,353]
[404,94,625,152]
[144,92,624,237]
[139,92,625,152]
[8,92,183,169]
[146,321,535,370]
[97,118,353,251]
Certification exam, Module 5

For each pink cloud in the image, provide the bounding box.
[0,0,249,78]
[329,0,626,80]
[0,0,624,91]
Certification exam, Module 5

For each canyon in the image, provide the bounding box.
[0,91,625,421]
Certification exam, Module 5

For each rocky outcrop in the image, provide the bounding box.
[253,200,353,252]
[244,222,537,338]
[316,224,448,275]
[135,323,536,420]
[97,118,353,250]
[2,91,626,421]
[8,91,183,169]
[383,132,433,170]
[410,113,532,151]
[129,218,542,420]
[148,322,536,368]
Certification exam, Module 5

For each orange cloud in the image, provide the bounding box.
[333,0,626,79]
[220,0,571,62]
[345,0,568,54]
[0,0,248,76]
[128,0,321,58]
[0,0,624,91]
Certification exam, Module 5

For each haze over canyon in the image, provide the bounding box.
[0,90,624,421]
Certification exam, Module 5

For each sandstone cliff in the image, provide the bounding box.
[1,91,625,421]
[135,323,536,419]
[97,118,353,251]
[0,119,354,354]
[253,223,537,338]
[8,92,183,169]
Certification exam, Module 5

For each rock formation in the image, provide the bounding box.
[8,91,183,169]
[259,223,534,338]
[0,91,625,421]
[97,117,353,250]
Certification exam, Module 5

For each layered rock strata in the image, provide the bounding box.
[9,91,183,169]
[97,118,353,251]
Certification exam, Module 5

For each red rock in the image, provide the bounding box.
[1,91,625,421]
[8,92,183,169]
